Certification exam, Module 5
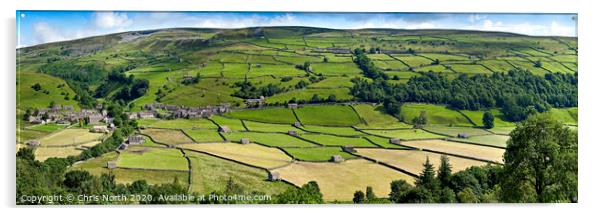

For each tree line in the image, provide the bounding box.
[350,67,577,122]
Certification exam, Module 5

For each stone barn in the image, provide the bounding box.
[107,161,117,169]
[268,171,281,181]
[342,146,356,153]
[218,126,232,133]
[389,138,401,145]
[331,155,344,163]
[26,140,41,147]
[293,121,302,127]
[240,138,250,144]
[457,133,469,139]
[287,103,298,109]
[288,130,298,136]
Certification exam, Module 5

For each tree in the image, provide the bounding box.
[437,155,453,188]
[416,157,439,191]
[500,114,577,202]
[412,111,428,128]
[365,186,376,202]
[389,179,413,203]
[31,83,42,91]
[457,188,479,203]
[482,111,495,129]
[353,190,366,203]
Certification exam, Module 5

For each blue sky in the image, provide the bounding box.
[16,11,577,47]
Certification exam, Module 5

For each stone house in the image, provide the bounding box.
[90,125,108,133]
[26,140,41,146]
[457,133,469,139]
[107,161,117,169]
[218,126,232,133]
[389,138,401,145]
[331,155,344,163]
[268,171,280,181]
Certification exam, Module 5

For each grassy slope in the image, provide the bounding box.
[17,72,80,110]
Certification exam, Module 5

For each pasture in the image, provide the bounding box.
[400,103,474,126]
[187,150,293,195]
[356,148,487,175]
[138,118,217,129]
[298,133,376,147]
[117,146,189,171]
[224,108,297,124]
[140,128,194,144]
[222,132,318,147]
[180,143,293,169]
[273,159,415,201]
[361,129,445,140]
[39,129,105,147]
[452,134,510,148]
[281,147,358,161]
[183,129,225,143]
[294,105,362,126]
[401,140,505,163]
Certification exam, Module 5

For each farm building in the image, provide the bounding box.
[138,112,155,119]
[457,133,469,139]
[90,125,108,133]
[293,121,302,127]
[240,138,250,144]
[287,103,299,109]
[218,126,232,133]
[268,171,281,181]
[331,155,344,163]
[389,138,401,144]
[245,96,265,107]
[342,146,356,153]
[288,130,298,136]
[117,143,128,150]
[87,114,104,124]
[107,161,117,169]
[128,135,146,145]
[26,140,41,146]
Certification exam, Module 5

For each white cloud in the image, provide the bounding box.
[93,12,132,29]
[32,22,67,44]
[468,14,487,23]
[461,19,575,37]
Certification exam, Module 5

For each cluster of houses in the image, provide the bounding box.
[129,103,232,120]
[27,104,114,130]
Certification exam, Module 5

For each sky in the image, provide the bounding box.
[16,11,577,47]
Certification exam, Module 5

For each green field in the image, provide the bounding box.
[451,134,510,148]
[423,125,492,137]
[187,150,293,195]
[353,104,413,129]
[117,146,189,171]
[222,132,318,147]
[210,115,247,131]
[458,109,516,127]
[548,108,578,125]
[243,121,298,133]
[17,72,80,110]
[295,105,362,126]
[282,147,357,161]
[400,103,474,126]
[361,129,445,140]
[224,108,297,124]
[183,129,225,143]
[298,133,376,147]
[300,125,364,136]
[138,118,217,129]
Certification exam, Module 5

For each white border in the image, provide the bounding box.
[3,1,601,216]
